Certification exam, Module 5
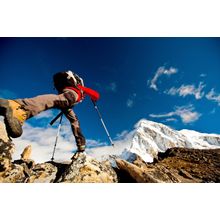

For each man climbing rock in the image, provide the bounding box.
[0,70,100,153]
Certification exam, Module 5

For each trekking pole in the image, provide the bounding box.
[51,113,63,161]
[50,111,63,126]
[91,100,114,147]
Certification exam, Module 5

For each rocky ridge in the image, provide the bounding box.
[0,121,220,183]
[117,148,220,183]
[0,122,117,183]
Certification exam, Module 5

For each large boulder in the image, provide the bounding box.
[58,153,118,183]
[116,158,161,183]
[116,147,220,183]
[21,145,32,160]
[26,162,58,183]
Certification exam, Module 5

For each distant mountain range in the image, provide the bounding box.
[121,119,220,162]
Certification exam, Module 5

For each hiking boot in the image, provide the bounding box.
[77,145,86,152]
[70,145,86,160]
[71,151,86,160]
[0,99,28,138]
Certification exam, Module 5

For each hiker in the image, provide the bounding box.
[0,70,100,153]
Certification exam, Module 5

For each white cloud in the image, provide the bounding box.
[210,108,216,114]
[126,93,137,108]
[12,121,108,163]
[12,123,74,163]
[149,112,175,118]
[164,118,178,122]
[200,74,207,77]
[126,99,134,108]
[165,82,206,99]
[87,143,126,161]
[149,66,178,91]
[34,109,57,119]
[86,139,107,147]
[206,88,220,106]
[8,111,136,163]
[87,129,135,161]
[116,130,130,139]
[107,82,117,92]
[95,82,117,93]
[149,104,201,124]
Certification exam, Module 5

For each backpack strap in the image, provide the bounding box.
[65,86,84,102]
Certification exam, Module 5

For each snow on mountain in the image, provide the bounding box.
[121,119,220,163]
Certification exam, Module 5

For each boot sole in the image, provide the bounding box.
[0,99,23,138]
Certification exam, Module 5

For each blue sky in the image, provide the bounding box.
[1,37,220,148]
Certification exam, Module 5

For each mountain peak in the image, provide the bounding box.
[122,119,220,163]
[135,119,166,128]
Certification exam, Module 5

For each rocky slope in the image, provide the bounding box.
[0,121,220,183]
[117,147,220,183]
[0,122,117,183]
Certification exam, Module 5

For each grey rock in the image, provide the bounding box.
[26,163,58,183]
[0,164,26,183]
[20,145,32,160]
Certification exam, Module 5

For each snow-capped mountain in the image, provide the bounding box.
[121,119,220,163]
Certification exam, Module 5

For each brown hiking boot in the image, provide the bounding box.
[0,99,28,138]
[77,145,86,152]
[71,145,86,160]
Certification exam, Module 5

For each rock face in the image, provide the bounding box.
[0,122,19,182]
[0,122,10,143]
[58,153,118,183]
[117,148,220,183]
[0,142,27,183]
